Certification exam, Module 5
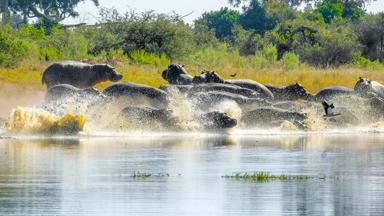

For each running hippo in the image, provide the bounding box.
[314,86,355,101]
[162,64,193,85]
[188,83,259,98]
[265,83,313,101]
[103,82,169,105]
[354,77,384,98]
[120,106,237,130]
[45,84,105,101]
[120,105,176,128]
[42,61,123,88]
[242,107,308,128]
[226,80,274,100]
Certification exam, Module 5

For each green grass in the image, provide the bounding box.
[1,55,384,94]
[222,172,312,183]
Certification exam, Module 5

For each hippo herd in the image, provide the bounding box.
[40,61,384,131]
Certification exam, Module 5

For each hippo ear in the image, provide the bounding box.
[359,77,362,80]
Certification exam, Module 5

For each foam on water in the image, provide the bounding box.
[5,107,85,134]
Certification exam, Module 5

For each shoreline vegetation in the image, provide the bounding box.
[1,59,384,93]
[1,1,384,93]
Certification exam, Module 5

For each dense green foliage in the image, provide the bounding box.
[0,0,382,69]
[2,0,99,27]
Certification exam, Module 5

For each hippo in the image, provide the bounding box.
[120,105,176,128]
[265,83,313,101]
[227,79,274,100]
[354,77,384,98]
[198,111,237,129]
[192,70,226,84]
[162,64,193,85]
[103,82,169,105]
[242,107,308,128]
[188,83,260,98]
[120,106,237,130]
[190,91,271,111]
[42,61,123,88]
[314,86,355,101]
[45,84,105,101]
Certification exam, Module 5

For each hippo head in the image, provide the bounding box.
[286,83,311,99]
[162,64,188,83]
[192,71,225,84]
[203,111,237,129]
[101,64,123,82]
[354,77,372,95]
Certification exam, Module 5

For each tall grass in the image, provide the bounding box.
[1,46,384,93]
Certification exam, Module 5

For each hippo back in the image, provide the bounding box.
[103,82,168,103]
[45,84,81,101]
[227,79,274,100]
[242,107,308,126]
[314,86,354,101]
[189,83,259,98]
[370,81,384,98]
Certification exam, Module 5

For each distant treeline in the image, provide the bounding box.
[0,0,383,69]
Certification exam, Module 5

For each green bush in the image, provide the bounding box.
[0,30,30,67]
[129,50,169,66]
[280,52,300,70]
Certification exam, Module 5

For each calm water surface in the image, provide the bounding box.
[0,133,384,216]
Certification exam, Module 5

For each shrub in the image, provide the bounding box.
[280,52,300,70]
[129,50,169,66]
[0,30,30,67]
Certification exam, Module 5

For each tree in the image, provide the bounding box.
[356,13,384,62]
[195,7,239,40]
[229,0,308,8]
[316,0,343,23]
[6,0,99,26]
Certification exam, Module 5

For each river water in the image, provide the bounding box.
[0,133,383,216]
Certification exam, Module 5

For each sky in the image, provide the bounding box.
[64,0,384,24]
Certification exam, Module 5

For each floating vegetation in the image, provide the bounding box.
[222,172,312,183]
[132,171,171,179]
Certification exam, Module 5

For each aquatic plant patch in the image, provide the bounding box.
[222,172,313,183]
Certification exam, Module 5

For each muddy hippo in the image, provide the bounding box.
[227,80,274,100]
[42,61,123,88]
[354,77,384,98]
[162,64,193,85]
[265,83,313,101]
[188,83,259,98]
[242,107,308,127]
[45,84,105,101]
[192,71,226,84]
[103,82,168,105]
[314,86,355,101]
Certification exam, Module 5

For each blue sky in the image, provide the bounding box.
[65,0,384,24]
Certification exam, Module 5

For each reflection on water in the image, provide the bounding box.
[0,134,384,216]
